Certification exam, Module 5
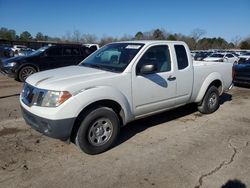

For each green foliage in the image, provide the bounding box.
[35,32,45,41]
[0,27,16,40]
[134,32,144,40]
[240,41,250,49]
[167,34,177,41]
[196,37,229,50]
[153,29,165,40]
[20,31,33,41]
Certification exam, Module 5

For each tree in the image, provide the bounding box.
[35,32,44,41]
[119,34,133,41]
[153,29,165,40]
[80,34,98,44]
[20,31,32,41]
[0,27,16,40]
[196,37,230,50]
[231,36,241,48]
[99,36,117,46]
[62,31,72,42]
[72,30,81,42]
[240,41,250,49]
[134,32,144,40]
[191,28,206,42]
[167,34,177,41]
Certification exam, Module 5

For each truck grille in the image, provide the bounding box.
[21,83,46,106]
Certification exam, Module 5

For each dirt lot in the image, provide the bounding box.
[0,74,249,188]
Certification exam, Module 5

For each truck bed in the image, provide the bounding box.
[191,61,233,102]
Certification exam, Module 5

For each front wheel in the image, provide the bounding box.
[75,107,120,155]
[18,66,37,82]
[198,86,220,114]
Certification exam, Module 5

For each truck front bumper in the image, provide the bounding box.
[21,106,76,141]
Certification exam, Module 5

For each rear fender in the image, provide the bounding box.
[195,72,223,103]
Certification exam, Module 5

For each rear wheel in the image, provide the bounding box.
[75,107,120,155]
[198,86,220,114]
[18,66,37,82]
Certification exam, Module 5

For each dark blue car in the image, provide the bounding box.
[0,45,95,82]
[233,60,250,86]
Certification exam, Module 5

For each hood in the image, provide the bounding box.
[2,56,26,64]
[26,65,118,91]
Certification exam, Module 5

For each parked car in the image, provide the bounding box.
[0,46,14,58]
[194,52,212,61]
[233,60,250,86]
[238,52,250,63]
[11,45,27,55]
[83,44,100,51]
[18,48,35,56]
[203,53,239,63]
[0,45,96,82]
[20,40,233,154]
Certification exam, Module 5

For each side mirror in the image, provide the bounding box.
[139,63,157,75]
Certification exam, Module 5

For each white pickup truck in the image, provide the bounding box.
[20,41,233,154]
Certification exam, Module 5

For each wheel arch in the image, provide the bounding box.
[70,99,125,142]
[16,64,40,81]
[18,63,40,72]
[195,72,223,103]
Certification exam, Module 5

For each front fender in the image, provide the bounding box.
[195,72,224,103]
[73,86,134,124]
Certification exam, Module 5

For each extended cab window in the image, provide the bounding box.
[175,45,188,70]
[136,45,171,74]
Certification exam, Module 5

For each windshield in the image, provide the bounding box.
[79,43,144,72]
[210,53,224,58]
[29,46,50,56]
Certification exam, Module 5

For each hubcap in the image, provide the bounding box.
[208,93,217,109]
[88,118,113,146]
[21,67,35,80]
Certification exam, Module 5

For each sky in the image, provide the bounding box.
[0,0,250,42]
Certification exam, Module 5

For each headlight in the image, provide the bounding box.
[6,62,16,67]
[21,83,72,107]
[40,90,72,107]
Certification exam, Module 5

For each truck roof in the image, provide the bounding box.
[113,40,186,45]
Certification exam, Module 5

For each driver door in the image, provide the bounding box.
[132,45,177,117]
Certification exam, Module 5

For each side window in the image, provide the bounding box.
[90,45,98,52]
[226,54,233,58]
[175,45,188,70]
[47,47,62,56]
[72,48,80,56]
[81,47,91,57]
[136,45,171,74]
[63,48,72,56]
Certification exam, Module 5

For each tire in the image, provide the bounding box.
[75,107,120,155]
[18,66,37,82]
[198,86,220,114]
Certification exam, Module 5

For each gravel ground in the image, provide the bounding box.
[0,74,249,188]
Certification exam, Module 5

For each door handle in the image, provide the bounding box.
[167,75,176,81]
